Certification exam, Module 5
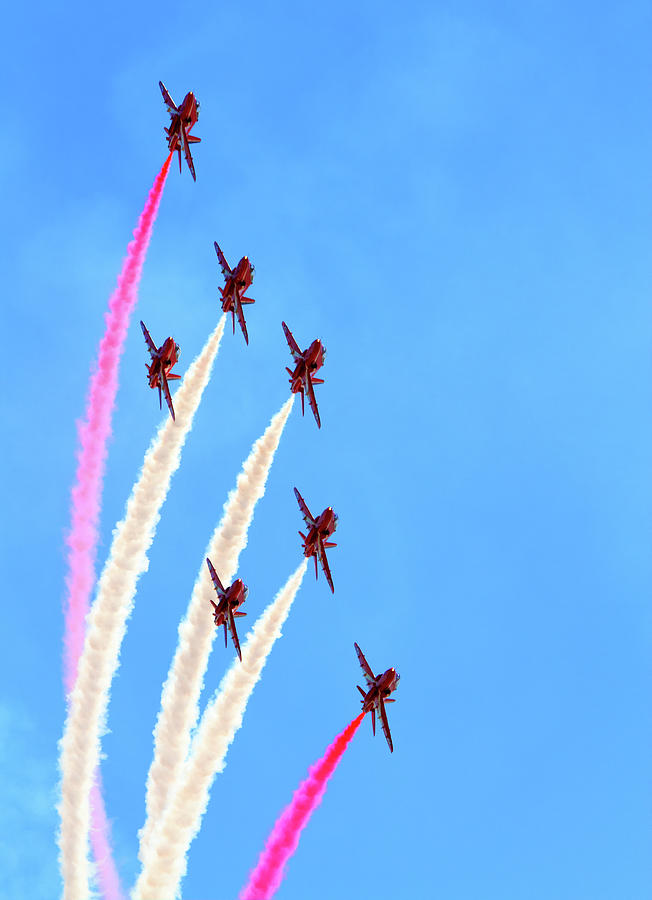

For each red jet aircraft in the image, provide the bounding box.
[282,321,326,428]
[206,557,248,661]
[294,487,337,592]
[159,80,201,181]
[141,321,181,421]
[214,242,255,344]
[354,643,400,753]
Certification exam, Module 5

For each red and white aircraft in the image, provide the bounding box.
[206,557,248,661]
[294,487,337,592]
[140,321,181,421]
[214,242,255,343]
[354,643,400,753]
[159,80,201,181]
[282,321,326,428]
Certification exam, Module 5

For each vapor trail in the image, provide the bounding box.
[58,317,225,900]
[133,560,308,900]
[139,397,295,862]
[239,712,366,900]
[61,153,171,900]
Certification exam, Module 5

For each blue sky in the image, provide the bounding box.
[2,1,651,898]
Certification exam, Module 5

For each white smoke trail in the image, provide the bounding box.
[132,560,308,900]
[139,396,295,862]
[58,316,226,900]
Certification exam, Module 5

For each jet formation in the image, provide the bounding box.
[153,82,399,749]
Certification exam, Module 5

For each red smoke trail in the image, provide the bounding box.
[63,152,172,693]
[90,775,122,899]
[239,712,365,900]
[62,154,172,898]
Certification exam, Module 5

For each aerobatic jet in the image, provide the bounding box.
[282,321,326,428]
[354,643,400,753]
[214,241,255,343]
[159,80,201,180]
[140,321,181,421]
[206,557,248,662]
[294,487,337,592]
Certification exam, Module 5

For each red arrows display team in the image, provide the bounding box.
[206,557,248,661]
[140,321,181,421]
[214,242,255,344]
[294,487,337,593]
[354,643,400,752]
[159,80,201,180]
[282,321,326,427]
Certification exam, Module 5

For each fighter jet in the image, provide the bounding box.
[214,241,255,343]
[282,321,326,427]
[354,643,400,753]
[159,80,201,180]
[206,557,248,661]
[294,487,337,592]
[140,320,181,421]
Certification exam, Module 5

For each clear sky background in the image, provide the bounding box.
[2,1,650,898]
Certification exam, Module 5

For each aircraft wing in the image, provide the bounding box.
[180,126,197,181]
[214,241,232,278]
[282,321,302,363]
[206,557,225,598]
[159,81,178,113]
[378,697,394,752]
[317,539,334,593]
[354,643,376,688]
[304,372,321,428]
[227,608,243,661]
[234,290,250,344]
[160,368,176,421]
[140,321,157,358]
[294,487,315,529]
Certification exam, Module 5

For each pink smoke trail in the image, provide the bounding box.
[90,775,122,899]
[63,152,172,694]
[62,154,172,899]
[239,712,366,900]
